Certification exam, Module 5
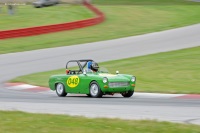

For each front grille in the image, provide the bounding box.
[109,82,129,88]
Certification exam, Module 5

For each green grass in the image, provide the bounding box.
[11,47,200,94]
[0,5,94,30]
[93,0,200,5]
[0,111,200,133]
[1,1,200,54]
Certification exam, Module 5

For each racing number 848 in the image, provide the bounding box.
[67,76,80,88]
[68,78,78,85]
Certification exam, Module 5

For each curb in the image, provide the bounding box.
[4,82,200,99]
[4,82,50,93]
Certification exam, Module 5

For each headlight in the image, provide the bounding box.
[103,77,108,83]
[131,77,136,82]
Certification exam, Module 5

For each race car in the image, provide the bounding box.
[49,59,136,98]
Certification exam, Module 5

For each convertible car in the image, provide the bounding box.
[49,59,136,98]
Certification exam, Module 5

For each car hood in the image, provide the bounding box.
[98,73,130,82]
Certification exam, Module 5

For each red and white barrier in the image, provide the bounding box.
[5,82,200,99]
[0,1,105,39]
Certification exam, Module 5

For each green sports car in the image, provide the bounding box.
[49,59,136,98]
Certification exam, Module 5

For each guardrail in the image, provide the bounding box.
[0,1,105,39]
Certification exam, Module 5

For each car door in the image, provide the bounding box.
[65,72,91,94]
[78,73,91,94]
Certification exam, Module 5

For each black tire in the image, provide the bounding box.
[86,94,91,97]
[56,83,67,97]
[121,90,134,98]
[89,81,103,98]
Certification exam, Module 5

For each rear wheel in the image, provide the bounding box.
[121,90,134,98]
[89,81,102,98]
[56,83,67,97]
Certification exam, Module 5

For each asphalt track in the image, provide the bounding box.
[0,23,200,125]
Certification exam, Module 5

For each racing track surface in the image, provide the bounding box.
[0,24,200,125]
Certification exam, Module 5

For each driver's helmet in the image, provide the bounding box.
[91,61,99,72]
[87,61,92,70]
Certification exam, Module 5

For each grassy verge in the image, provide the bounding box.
[93,0,200,5]
[0,5,94,30]
[0,111,200,133]
[11,47,200,94]
[1,1,200,54]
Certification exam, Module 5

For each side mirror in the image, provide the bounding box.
[83,69,87,75]
[116,70,119,74]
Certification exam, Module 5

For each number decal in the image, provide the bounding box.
[67,76,80,88]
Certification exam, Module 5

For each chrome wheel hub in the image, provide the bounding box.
[57,84,63,95]
[90,84,98,96]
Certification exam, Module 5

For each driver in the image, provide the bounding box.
[91,62,99,72]
[87,61,99,72]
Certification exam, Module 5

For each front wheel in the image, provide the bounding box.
[89,81,103,98]
[56,83,67,97]
[121,90,134,98]
[86,94,91,97]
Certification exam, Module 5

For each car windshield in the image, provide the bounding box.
[83,67,109,73]
[98,67,109,73]
[82,63,109,73]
